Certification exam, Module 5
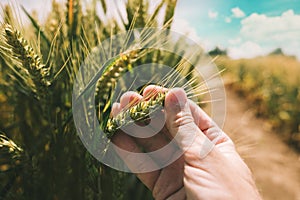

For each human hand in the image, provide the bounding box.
[111,85,261,200]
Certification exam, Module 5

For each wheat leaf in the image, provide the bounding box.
[99,0,107,14]
[21,6,51,48]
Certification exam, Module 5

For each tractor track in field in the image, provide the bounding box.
[223,85,300,200]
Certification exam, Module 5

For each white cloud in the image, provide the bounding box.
[172,18,201,42]
[231,7,245,18]
[208,10,218,19]
[225,17,232,23]
[171,18,213,50]
[228,38,241,45]
[241,10,300,42]
[240,9,300,58]
[228,41,268,59]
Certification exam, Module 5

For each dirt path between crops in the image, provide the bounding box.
[222,86,300,200]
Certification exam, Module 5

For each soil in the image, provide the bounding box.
[223,86,300,200]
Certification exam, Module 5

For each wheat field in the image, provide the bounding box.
[1,0,299,199]
[216,55,300,150]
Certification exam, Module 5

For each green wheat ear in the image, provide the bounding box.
[105,90,166,138]
[2,24,51,98]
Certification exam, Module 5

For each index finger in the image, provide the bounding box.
[110,102,160,191]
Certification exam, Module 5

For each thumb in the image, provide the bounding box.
[164,88,214,157]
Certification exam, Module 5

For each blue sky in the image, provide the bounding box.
[1,0,300,59]
[173,0,300,59]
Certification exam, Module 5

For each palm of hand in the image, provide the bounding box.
[111,86,261,200]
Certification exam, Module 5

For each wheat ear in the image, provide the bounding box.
[105,91,166,138]
[3,24,51,98]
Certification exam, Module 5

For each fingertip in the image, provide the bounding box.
[165,88,188,112]
[164,88,202,150]
[143,85,167,100]
[111,102,121,117]
[120,91,142,108]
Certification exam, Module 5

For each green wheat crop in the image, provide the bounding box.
[0,0,221,199]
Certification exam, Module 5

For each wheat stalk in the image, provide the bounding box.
[66,0,81,40]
